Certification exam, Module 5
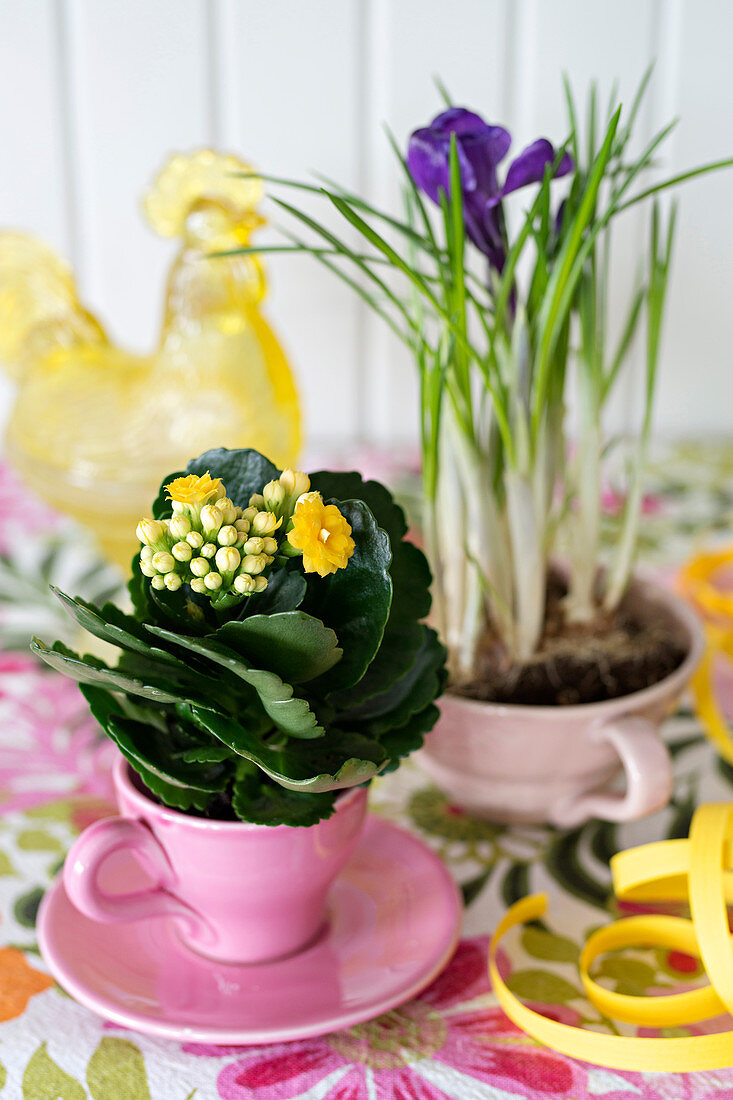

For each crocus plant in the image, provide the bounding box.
[243,76,732,682]
[32,448,445,825]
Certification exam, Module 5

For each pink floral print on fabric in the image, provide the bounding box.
[0,652,115,813]
[0,464,64,556]
[185,939,665,1100]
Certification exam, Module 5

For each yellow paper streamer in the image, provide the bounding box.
[678,547,733,765]
[489,802,733,1071]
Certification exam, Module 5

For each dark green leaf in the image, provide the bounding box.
[128,553,152,618]
[180,745,233,764]
[216,612,342,683]
[80,685,229,794]
[246,567,306,615]
[589,820,619,867]
[31,638,200,708]
[309,471,408,543]
[187,448,280,510]
[50,590,201,689]
[335,541,432,706]
[113,648,228,709]
[303,500,392,695]
[190,707,386,792]
[309,473,433,707]
[132,766,214,813]
[336,626,445,733]
[231,774,336,826]
[378,702,440,770]
[237,668,325,738]
[145,628,325,739]
[108,715,229,792]
[149,586,211,634]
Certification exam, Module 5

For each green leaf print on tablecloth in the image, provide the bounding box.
[521,925,580,964]
[16,830,64,854]
[23,1043,86,1100]
[86,1038,151,1100]
[506,969,585,1005]
[21,1039,153,1100]
[14,887,45,929]
[0,851,16,877]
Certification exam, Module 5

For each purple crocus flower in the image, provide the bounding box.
[407,107,573,271]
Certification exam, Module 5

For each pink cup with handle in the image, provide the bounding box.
[418,578,705,828]
[63,755,368,963]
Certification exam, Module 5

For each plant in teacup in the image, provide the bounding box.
[234,75,731,825]
[33,448,445,961]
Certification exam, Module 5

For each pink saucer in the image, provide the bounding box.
[38,815,462,1044]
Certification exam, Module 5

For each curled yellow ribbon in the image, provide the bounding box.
[489,803,733,1071]
[678,547,733,765]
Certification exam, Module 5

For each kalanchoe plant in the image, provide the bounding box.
[234,74,733,683]
[32,448,446,826]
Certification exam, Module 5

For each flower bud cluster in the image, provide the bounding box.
[252,468,312,523]
[136,485,281,601]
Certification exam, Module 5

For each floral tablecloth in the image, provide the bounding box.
[2,445,733,1099]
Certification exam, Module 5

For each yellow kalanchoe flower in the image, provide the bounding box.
[280,469,311,499]
[136,472,273,606]
[165,472,224,506]
[287,492,355,577]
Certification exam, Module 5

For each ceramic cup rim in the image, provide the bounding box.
[441,574,705,719]
[112,755,365,834]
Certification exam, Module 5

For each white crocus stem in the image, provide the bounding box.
[457,563,483,682]
[603,437,648,612]
[428,409,511,676]
[441,405,516,680]
[567,406,602,622]
[481,475,517,650]
[423,496,447,643]
[505,469,545,662]
[433,446,468,681]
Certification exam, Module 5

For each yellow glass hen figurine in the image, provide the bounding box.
[0,150,301,567]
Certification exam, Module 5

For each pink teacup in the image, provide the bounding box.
[63,755,368,963]
[418,578,705,828]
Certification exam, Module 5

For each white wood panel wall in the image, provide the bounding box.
[0,0,731,448]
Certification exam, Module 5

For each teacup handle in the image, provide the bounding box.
[63,816,210,937]
[551,716,673,829]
